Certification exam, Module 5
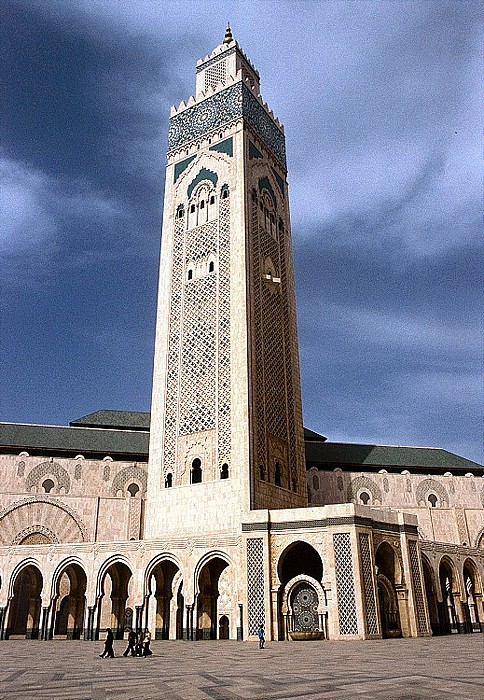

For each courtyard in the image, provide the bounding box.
[0,636,483,700]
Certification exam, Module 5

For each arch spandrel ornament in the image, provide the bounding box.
[347,476,382,505]
[25,462,71,494]
[111,466,148,497]
[415,479,449,507]
[0,496,88,545]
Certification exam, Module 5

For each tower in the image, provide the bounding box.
[146,27,306,538]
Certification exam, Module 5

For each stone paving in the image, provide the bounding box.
[0,636,483,700]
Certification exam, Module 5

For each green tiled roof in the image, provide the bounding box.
[70,410,150,431]
[0,422,149,459]
[305,441,483,472]
[303,427,327,442]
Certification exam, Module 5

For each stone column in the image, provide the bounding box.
[453,592,466,634]
[135,605,144,634]
[0,606,8,640]
[237,602,243,640]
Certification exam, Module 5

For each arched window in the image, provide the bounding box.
[210,195,215,205]
[177,205,184,219]
[428,493,438,508]
[221,185,229,199]
[200,200,205,209]
[359,491,370,505]
[259,464,265,480]
[220,464,229,480]
[292,478,297,492]
[274,462,282,487]
[191,458,202,484]
[209,260,215,273]
[165,473,173,488]
[42,478,54,493]
[190,204,196,213]
[187,268,193,281]
[127,483,140,497]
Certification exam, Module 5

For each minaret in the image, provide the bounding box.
[146,28,306,538]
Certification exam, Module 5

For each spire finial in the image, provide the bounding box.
[223,23,233,45]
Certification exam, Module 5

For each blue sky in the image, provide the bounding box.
[1,0,482,464]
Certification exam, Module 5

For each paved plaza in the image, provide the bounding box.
[0,636,483,700]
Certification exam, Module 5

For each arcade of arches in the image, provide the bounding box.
[1,534,482,642]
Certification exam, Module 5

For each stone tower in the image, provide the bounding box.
[146,27,306,538]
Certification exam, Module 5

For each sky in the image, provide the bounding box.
[1,0,483,464]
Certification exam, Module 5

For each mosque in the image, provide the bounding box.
[0,27,482,643]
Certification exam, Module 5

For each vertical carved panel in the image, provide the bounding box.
[408,540,429,634]
[217,194,231,469]
[179,220,218,434]
[247,538,265,635]
[358,533,378,635]
[333,532,358,635]
[163,215,184,479]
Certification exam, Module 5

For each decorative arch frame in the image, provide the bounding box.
[281,574,326,616]
[25,462,70,494]
[111,466,148,497]
[374,539,404,586]
[416,479,449,507]
[475,526,484,549]
[347,476,382,505]
[50,557,88,600]
[275,539,324,587]
[144,553,185,597]
[193,550,233,597]
[437,554,460,594]
[95,554,134,598]
[7,558,43,599]
[0,496,88,544]
[462,557,482,595]
[11,525,59,545]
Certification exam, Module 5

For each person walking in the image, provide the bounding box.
[135,629,144,656]
[142,628,153,656]
[100,627,115,658]
[123,628,136,657]
[257,624,265,649]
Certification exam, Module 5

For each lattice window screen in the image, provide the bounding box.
[247,538,265,635]
[205,60,227,90]
[408,540,429,634]
[333,532,359,635]
[359,533,379,635]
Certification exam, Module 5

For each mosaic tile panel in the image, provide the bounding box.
[359,533,379,635]
[333,532,359,635]
[247,538,265,635]
[168,82,286,167]
[408,540,429,634]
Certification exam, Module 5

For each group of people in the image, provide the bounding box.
[99,627,152,658]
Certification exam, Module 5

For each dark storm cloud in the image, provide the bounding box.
[1,1,482,463]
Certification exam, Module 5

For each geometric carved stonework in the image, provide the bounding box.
[358,533,379,635]
[13,526,59,545]
[333,533,359,635]
[408,539,429,635]
[247,538,265,635]
[111,465,148,497]
[347,476,382,504]
[415,479,449,507]
[0,497,88,544]
[25,461,71,493]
